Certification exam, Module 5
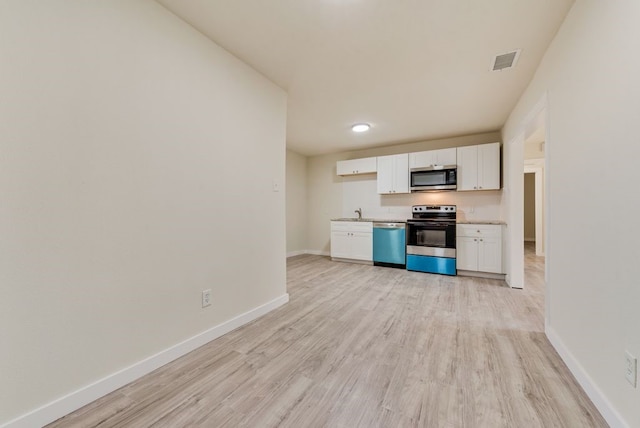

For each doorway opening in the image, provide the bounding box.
[522,103,548,323]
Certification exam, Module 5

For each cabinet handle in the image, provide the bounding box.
[474,186,477,189]
[474,238,478,241]
[480,239,483,242]
[479,186,483,189]
[477,230,480,233]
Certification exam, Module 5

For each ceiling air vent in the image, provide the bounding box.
[490,49,521,72]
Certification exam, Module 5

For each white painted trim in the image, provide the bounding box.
[456,270,506,281]
[1,294,290,428]
[286,250,331,258]
[305,249,330,256]
[504,132,525,290]
[533,167,544,256]
[546,325,629,428]
[286,250,306,258]
[524,158,545,167]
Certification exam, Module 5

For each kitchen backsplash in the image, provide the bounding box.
[341,175,503,221]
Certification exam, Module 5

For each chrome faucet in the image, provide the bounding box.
[355,208,362,220]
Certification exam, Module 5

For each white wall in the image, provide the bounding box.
[0,1,287,425]
[306,132,503,254]
[502,1,640,425]
[286,150,307,256]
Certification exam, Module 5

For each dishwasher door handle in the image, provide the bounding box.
[373,223,406,229]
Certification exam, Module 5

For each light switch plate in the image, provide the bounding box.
[202,289,212,308]
[625,350,637,387]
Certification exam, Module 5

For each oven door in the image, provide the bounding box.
[406,221,456,258]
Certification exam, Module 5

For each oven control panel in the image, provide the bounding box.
[412,205,456,213]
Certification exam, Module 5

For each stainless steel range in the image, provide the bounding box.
[406,205,457,275]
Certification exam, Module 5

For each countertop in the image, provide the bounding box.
[331,218,506,225]
[457,220,506,225]
[331,218,406,223]
[332,218,506,225]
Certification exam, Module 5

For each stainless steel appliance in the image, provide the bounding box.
[410,167,457,192]
[373,222,406,269]
[406,205,456,275]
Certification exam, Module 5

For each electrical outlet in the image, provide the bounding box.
[625,350,637,387]
[202,289,212,308]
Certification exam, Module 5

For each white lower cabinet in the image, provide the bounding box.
[331,221,373,262]
[456,224,503,274]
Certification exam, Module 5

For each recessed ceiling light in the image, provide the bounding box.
[351,123,370,133]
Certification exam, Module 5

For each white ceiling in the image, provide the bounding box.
[156,0,574,156]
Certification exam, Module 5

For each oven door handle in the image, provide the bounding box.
[409,222,450,228]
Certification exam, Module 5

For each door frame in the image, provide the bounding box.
[506,92,550,326]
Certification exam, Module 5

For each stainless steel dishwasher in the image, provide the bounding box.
[373,222,406,269]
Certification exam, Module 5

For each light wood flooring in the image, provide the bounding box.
[48,244,607,427]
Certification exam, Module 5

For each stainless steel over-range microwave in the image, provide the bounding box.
[410,166,457,192]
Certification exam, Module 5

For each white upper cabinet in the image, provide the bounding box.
[477,143,501,190]
[409,148,457,169]
[457,145,479,191]
[336,157,377,175]
[377,154,409,194]
[456,142,501,191]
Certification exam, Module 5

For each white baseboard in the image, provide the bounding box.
[286,250,306,258]
[304,249,330,256]
[457,270,506,282]
[286,250,330,258]
[545,325,629,428]
[2,293,289,428]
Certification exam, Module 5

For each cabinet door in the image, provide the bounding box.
[392,153,409,193]
[456,236,479,271]
[350,232,373,261]
[477,143,501,190]
[434,148,457,166]
[456,145,479,191]
[336,160,354,176]
[330,231,351,259]
[337,157,377,175]
[376,155,395,194]
[478,236,502,273]
[408,150,436,169]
